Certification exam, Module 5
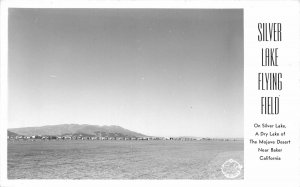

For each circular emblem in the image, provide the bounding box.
[221,159,243,179]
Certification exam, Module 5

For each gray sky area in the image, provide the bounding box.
[8,9,243,138]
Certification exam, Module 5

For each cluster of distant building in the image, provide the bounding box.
[7,135,239,141]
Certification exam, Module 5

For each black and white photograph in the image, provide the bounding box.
[6,9,244,179]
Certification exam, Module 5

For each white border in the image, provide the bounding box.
[0,0,8,185]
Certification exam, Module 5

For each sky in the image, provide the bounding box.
[8,9,243,138]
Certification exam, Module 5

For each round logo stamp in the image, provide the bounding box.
[221,159,243,179]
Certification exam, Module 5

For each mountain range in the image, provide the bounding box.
[8,124,146,138]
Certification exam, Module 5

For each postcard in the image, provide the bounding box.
[0,1,299,187]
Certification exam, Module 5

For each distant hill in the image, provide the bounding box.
[8,124,146,138]
[7,131,20,137]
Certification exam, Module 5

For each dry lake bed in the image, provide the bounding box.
[8,140,243,179]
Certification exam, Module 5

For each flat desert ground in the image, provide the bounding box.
[8,140,243,179]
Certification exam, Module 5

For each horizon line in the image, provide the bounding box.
[7,123,244,139]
